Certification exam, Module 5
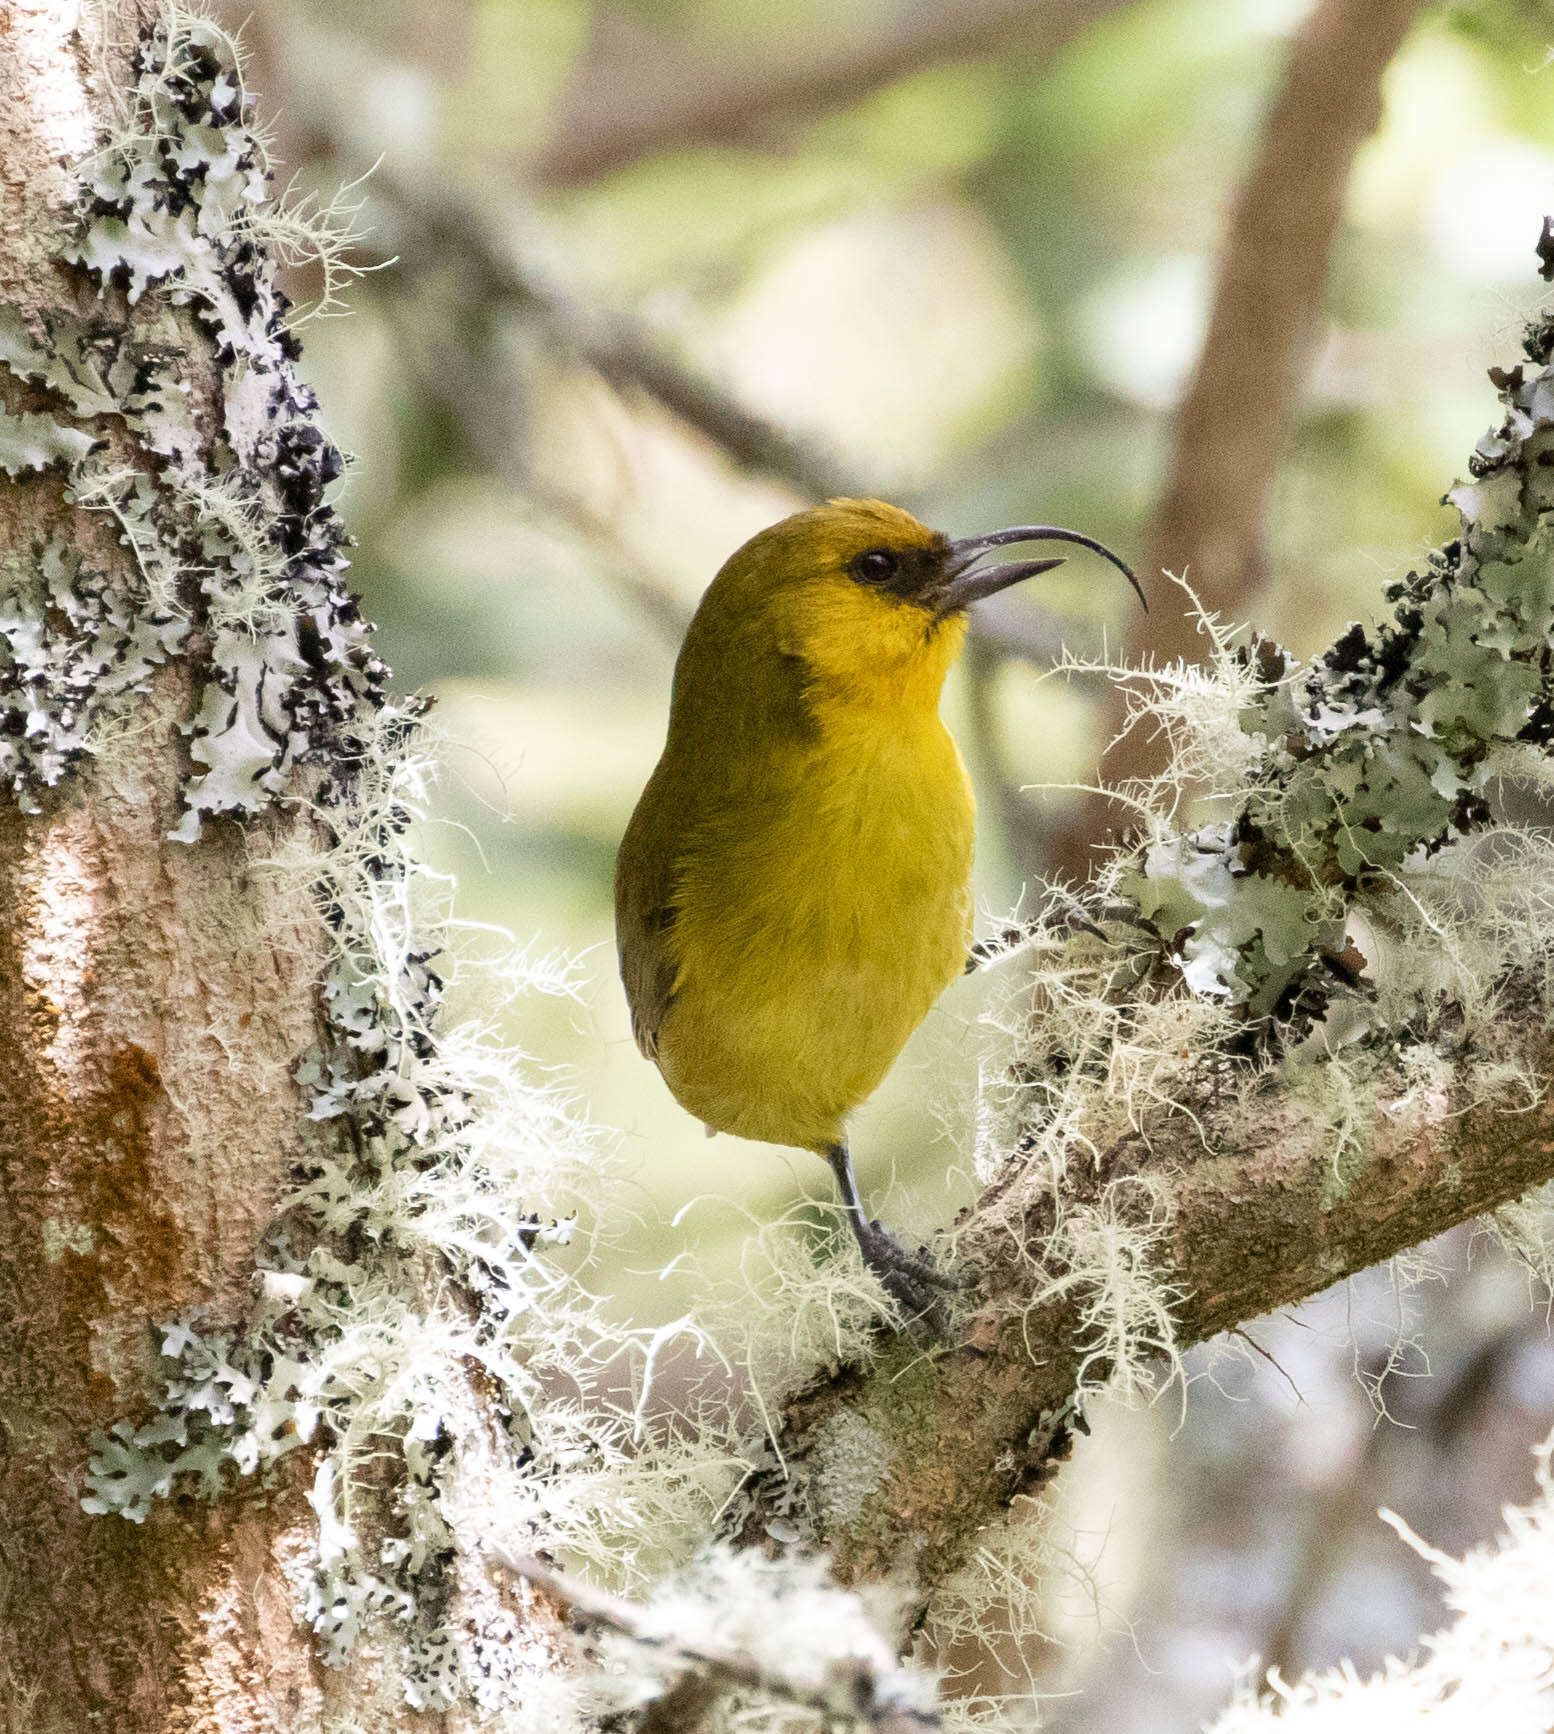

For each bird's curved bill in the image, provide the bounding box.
[938,525,1146,617]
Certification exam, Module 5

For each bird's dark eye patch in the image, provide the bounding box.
[852,548,899,585]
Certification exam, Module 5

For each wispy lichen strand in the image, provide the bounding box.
[1207,1430,1554,1732]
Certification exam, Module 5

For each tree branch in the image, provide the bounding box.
[530,0,1135,188]
[1051,0,1427,876]
[741,994,1554,1621]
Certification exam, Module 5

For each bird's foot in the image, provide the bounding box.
[851,1215,965,1331]
[824,1141,967,1333]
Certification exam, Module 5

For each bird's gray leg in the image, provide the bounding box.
[824,1142,962,1312]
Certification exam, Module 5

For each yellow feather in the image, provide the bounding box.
[615,499,975,1155]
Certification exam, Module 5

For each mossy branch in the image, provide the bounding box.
[745,996,1554,1606]
[492,1546,942,1733]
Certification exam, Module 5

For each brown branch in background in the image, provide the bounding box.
[1255,1315,1525,1682]
[1036,1265,1545,1732]
[741,994,1554,1627]
[488,1548,943,1734]
[359,168,1083,673]
[530,0,1135,187]
[1254,1394,1402,1682]
[362,167,867,505]
[1049,0,1427,880]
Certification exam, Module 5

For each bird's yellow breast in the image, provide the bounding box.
[656,693,975,1153]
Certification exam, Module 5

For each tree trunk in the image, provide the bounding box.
[0,8,564,1726]
[0,5,320,1721]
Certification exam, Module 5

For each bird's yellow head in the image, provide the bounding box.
[681,498,1141,718]
[719,500,964,710]
[664,498,1141,747]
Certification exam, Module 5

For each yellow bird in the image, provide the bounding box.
[615,499,1141,1311]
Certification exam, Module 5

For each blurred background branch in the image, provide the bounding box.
[351,157,1084,679]
[1051,0,1429,878]
[529,0,1138,187]
[361,165,870,501]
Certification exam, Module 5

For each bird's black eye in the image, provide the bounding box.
[853,548,899,585]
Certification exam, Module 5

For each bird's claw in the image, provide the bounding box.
[824,1142,966,1332]
[852,1218,966,1332]
[861,1218,962,1289]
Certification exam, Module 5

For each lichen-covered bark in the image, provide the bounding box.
[743,1002,1554,1624]
[0,9,569,1727]
[0,6,331,1722]
[0,800,324,1721]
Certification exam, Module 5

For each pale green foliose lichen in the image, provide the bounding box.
[1128,334,1554,1020]
[0,13,387,831]
[806,1411,897,1533]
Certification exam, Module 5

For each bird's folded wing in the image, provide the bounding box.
[619,900,678,1063]
[614,774,685,1065]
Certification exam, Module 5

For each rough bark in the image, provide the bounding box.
[0,691,328,1724]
